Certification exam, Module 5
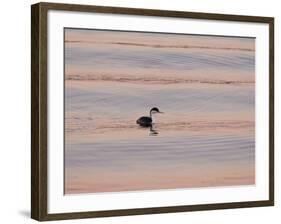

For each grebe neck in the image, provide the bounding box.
[150,112,156,123]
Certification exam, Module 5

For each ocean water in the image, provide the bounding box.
[64,29,255,194]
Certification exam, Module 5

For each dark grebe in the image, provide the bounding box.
[136,107,163,127]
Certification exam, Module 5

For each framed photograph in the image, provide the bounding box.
[31,2,274,221]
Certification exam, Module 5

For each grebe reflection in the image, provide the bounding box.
[149,124,159,136]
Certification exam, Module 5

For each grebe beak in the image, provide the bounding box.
[158,111,164,114]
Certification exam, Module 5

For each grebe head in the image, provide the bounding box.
[150,107,163,114]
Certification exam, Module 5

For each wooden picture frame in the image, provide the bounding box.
[31,2,274,221]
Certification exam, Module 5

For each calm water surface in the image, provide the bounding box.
[64,29,255,194]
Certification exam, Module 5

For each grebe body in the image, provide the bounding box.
[136,107,163,127]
